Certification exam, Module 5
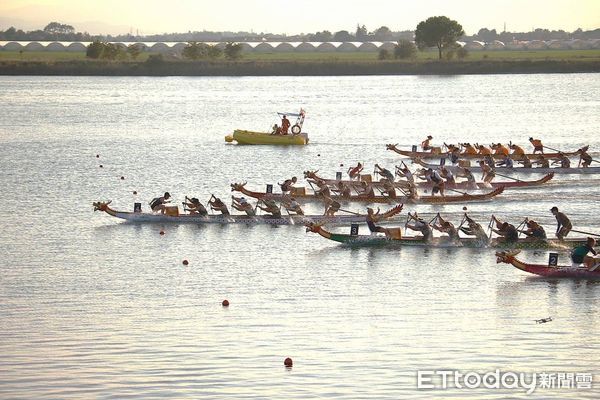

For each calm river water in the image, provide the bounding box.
[0,74,599,399]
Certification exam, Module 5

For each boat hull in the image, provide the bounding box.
[232,184,504,204]
[496,251,600,279]
[413,159,600,175]
[390,147,576,160]
[227,129,308,145]
[315,231,586,249]
[311,173,553,190]
[97,206,368,225]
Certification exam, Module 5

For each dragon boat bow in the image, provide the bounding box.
[496,250,600,279]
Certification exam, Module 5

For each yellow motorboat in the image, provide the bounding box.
[225,109,309,145]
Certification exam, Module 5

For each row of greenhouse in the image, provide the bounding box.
[1,39,599,53]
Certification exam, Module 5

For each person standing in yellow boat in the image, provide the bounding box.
[281,115,291,135]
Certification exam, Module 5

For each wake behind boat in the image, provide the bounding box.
[93,201,403,226]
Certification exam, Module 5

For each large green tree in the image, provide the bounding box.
[415,16,464,60]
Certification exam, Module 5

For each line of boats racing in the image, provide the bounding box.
[94,138,600,279]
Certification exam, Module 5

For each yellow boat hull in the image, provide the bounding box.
[226,129,309,145]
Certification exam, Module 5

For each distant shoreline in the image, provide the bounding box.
[1,59,599,76]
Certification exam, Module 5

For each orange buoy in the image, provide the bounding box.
[159,230,165,235]
[284,357,293,367]
[222,299,229,307]
[182,259,189,266]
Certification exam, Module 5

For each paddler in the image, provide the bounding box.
[381,180,397,199]
[406,213,432,240]
[578,146,593,168]
[282,197,304,215]
[150,192,171,214]
[520,219,547,240]
[491,215,519,243]
[347,162,364,179]
[357,181,375,197]
[366,207,387,234]
[375,164,395,182]
[183,196,208,216]
[231,195,255,216]
[421,135,433,151]
[424,168,445,196]
[314,180,331,198]
[209,196,230,215]
[432,214,460,242]
[332,181,352,198]
[396,162,414,184]
[279,176,297,193]
[457,167,476,185]
[529,137,544,154]
[479,160,496,183]
[257,199,282,218]
[552,153,571,168]
[460,214,489,244]
[551,206,572,241]
[518,156,532,168]
[322,195,341,216]
[440,166,455,185]
[509,143,526,158]
[570,237,598,268]
[496,154,514,168]
[535,155,550,169]
[492,143,510,157]
[461,143,478,155]
[475,143,492,155]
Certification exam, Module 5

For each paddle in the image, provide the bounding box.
[339,208,361,216]
[493,171,523,182]
[571,229,600,238]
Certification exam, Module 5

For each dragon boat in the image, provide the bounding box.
[412,158,600,175]
[386,143,580,160]
[224,109,308,145]
[92,201,403,226]
[230,182,504,205]
[305,223,588,250]
[496,250,600,279]
[303,170,554,191]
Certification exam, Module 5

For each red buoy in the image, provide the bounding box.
[284,357,293,367]
[222,299,229,307]
[159,230,165,235]
[182,259,189,266]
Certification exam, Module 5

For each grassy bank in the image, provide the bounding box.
[0,50,599,76]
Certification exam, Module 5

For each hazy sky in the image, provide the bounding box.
[0,0,598,35]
